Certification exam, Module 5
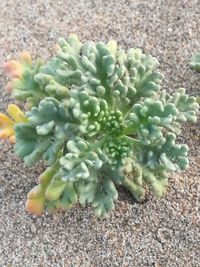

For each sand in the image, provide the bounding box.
[0,0,199,266]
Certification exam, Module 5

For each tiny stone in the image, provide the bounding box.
[157,228,172,244]
[30,223,37,234]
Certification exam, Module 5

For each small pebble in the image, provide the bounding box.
[30,223,37,234]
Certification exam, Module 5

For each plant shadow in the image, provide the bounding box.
[116,185,150,205]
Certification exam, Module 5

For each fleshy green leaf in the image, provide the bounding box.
[4,35,198,217]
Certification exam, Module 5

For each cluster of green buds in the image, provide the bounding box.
[0,35,199,217]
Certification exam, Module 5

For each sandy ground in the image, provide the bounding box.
[0,0,199,266]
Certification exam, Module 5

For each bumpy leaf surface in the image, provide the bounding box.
[1,35,199,216]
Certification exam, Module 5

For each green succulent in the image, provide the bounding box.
[190,53,200,72]
[190,53,200,104]
[1,35,199,217]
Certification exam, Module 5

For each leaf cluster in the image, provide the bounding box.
[2,35,199,216]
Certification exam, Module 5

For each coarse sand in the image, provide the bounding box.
[0,1,199,266]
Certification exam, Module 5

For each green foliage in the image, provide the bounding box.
[190,53,200,104]
[13,57,46,108]
[190,53,200,72]
[3,35,199,217]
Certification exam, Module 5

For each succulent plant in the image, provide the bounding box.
[0,35,199,217]
[190,53,200,73]
[190,53,200,104]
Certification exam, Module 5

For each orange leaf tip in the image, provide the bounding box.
[3,60,23,78]
[20,51,32,65]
